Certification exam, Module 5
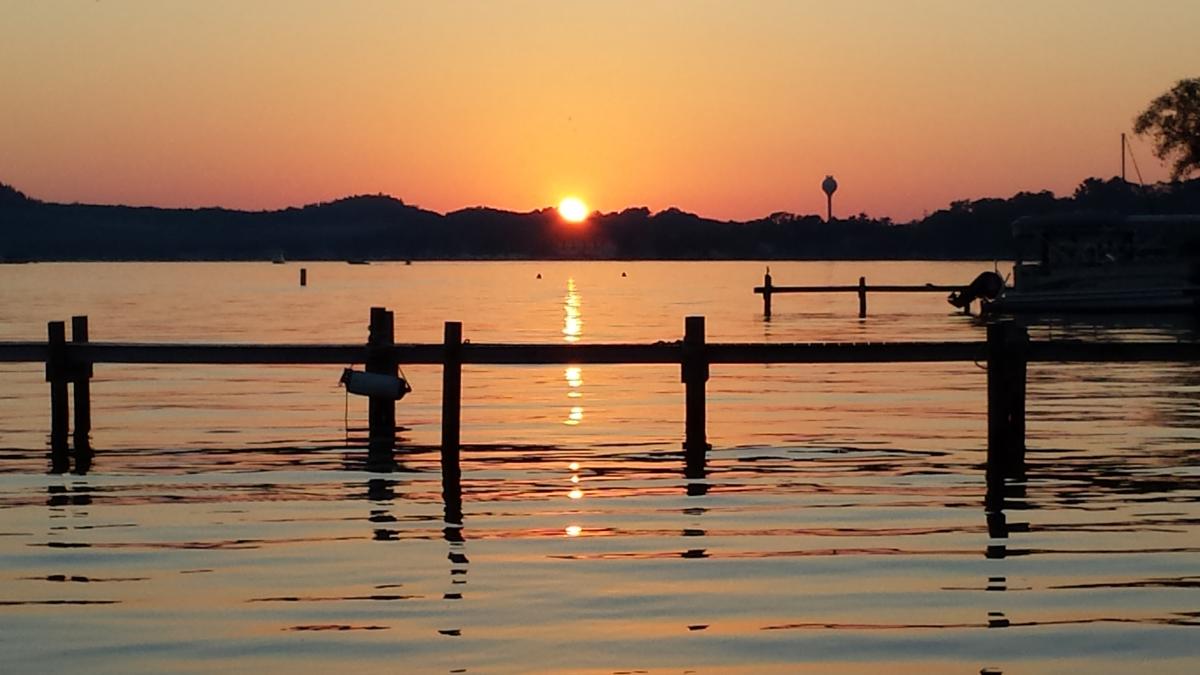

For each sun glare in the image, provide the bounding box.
[558,197,589,223]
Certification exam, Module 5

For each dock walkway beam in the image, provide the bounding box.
[8,314,1197,477]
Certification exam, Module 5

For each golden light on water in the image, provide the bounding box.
[563,279,585,426]
[565,525,582,537]
[558,197,589,223]
[562,278,582,343]
[563,315,581,342]
[568,461,584,500]
[564,406,583,426]
[565,366,582,398]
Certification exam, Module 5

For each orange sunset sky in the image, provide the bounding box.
[1,0,1197,221]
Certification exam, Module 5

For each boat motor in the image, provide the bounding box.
[948,271,1005,309]
[339,368,412,400]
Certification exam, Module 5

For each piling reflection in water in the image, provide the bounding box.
[367,478,397,542]
[983,444,1027,636]
[442,468,468,638]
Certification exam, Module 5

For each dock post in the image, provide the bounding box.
[441,321,463,505]
[858,276,867,318]
[46,321,69,473]
[1007,322,1028,473]
[300,268,307,287]
[763,271,773,319]
[71,316,93,471]
[366,307,396,462]
[681,316,710,467]
[987,321,1027,473]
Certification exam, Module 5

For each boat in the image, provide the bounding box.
[981,213,1200,314]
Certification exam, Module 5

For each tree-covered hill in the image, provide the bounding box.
[2,178,1198,261]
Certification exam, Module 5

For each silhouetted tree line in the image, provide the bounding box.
[2,177,1199,261]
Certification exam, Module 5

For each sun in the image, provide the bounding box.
[558,196,589,223]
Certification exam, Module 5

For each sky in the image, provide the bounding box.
[1,0,1196,222]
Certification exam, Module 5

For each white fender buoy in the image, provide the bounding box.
[339,368,411,400]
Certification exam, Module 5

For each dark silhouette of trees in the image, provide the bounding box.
[2,177,1199,262]
[0,183,33,206]
[1134,77,1200,181]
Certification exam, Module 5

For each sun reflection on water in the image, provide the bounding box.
[568,462,585,499]
[563,279,585,427]
[564,406,583,426]
[565,366,582,398]
[562,278,582,343]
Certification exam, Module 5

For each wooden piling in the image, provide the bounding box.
[1007,323,1028,474]
[681,316,710,459]
[986,322,1007,464]
[366,307,396,460]
[858,276,867,318]
[46,321,69,471]
[300,268,307,286]
[71,316,93,465]
[441,321,463,497]
[762,271,773,319]
[987,321,1027,472]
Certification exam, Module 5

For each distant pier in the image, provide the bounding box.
[755,271,963,318]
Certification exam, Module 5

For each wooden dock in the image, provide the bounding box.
[754,271,963,317]
[1,309,1196,478]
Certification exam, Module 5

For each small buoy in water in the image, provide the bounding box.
[536,273,542,279]
[621,271,627,277]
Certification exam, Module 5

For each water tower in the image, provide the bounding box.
[821,175,838,222]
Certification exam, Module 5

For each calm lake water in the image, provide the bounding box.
[1,261,1197,673]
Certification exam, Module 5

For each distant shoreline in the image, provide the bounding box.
[0,255,1012,264]
[3,177,1197,262]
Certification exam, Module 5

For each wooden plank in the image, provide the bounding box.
[707,342,986,364]
[0,343,48,362]
[68,343,414,364]
[1028,341,1199,363]
[461,343,682,365]
[1,339,1197,367]
[754,284,960,293]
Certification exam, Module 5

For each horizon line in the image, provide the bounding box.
[2,174,1174,224]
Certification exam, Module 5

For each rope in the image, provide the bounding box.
[1126,136,1146,186]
